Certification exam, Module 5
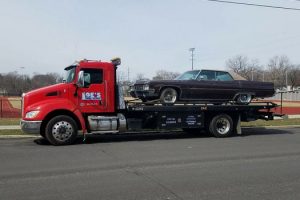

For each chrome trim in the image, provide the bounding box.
[20,120,42,134]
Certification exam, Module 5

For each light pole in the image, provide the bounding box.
[189,48,195,70]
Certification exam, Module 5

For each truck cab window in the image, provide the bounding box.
[81,69,103,87]
[64,66,76,83]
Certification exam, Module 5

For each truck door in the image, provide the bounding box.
[77,68,107,113]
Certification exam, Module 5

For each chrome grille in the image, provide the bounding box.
[134,85,145,91]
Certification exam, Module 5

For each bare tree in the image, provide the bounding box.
[288,65,300,89]
[31,73,59,89]
[152,70,180,80]
[267,55,291,88]
[226,55,261,80]
[135,73,148,81]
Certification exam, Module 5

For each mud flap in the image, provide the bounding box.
[235,114,242,135]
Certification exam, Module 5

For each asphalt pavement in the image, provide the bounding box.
[0,127,300,200]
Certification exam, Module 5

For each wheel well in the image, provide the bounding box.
[159,86,181,98]
[233,92,255,100]
[40,110,82,134]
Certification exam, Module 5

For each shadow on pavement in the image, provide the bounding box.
[34,131,211,146]
[240,127,295,136]
[33,127,295,146]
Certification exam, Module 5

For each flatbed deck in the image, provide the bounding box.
[126,102,277,113]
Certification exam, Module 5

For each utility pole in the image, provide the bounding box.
[127,67,130,82]
[285,70,288,87]
[189,48,195,70]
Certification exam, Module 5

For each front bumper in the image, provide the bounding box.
[20,120,42,134]
[129,89,158,100]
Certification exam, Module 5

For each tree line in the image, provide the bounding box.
[132,55,300,90]
[0,72,63,96]
[1,54,300,96]
[226,55,300,89]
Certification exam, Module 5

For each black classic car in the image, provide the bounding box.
[130,69,275,105]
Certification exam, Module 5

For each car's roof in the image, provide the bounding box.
[188,69,246,80]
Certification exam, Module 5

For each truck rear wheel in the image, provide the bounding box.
[45,115,78,145]
[209,114,233,137]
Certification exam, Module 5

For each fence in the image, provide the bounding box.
[0,97,21,118]
[268,90,300,102]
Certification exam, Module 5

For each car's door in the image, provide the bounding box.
[185,70,239,101]
[212,71,239,100]
[184,70,218,100]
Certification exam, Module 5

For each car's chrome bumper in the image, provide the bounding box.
[129,89,157,99]
[20,120,42,134]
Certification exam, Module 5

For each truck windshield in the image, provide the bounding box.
[63,65,76,83]
[175,70,200,80]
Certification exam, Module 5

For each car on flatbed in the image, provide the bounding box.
[130,69,275,105]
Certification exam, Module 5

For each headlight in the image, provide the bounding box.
[143,84,149,90]
[25,111,40,119]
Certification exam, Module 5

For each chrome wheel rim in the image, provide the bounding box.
[238,94,251,104]
[162,89,177,104]
[52,121,73,142]
[216,118,230,135]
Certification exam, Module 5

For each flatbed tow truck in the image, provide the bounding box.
[20,58,277,145]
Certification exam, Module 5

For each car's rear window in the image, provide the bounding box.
[216,71,234,81]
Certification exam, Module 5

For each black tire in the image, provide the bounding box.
[45,115,78,145]
[160,88,178,104]
[236,94,252,105]
[140,97,147,103]
[209,114,233,138]
[40,132,46,138]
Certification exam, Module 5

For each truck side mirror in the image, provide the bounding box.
[76,71,84,88]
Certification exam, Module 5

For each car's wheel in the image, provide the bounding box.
[140,97,147,103]
[236,94,252,105]
[160,88,178,104]
[209,114,233,138]
[45,115,78,145]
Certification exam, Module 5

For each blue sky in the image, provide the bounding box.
[1,0,300,79]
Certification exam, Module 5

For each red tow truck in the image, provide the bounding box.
[21,58,277,145]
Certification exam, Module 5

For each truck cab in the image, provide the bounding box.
[21,58,121,144]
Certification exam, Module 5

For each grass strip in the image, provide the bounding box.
[0,129,24,135]
[242,118,300,127]
[0,118,20,125]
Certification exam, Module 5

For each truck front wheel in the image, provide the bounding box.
[45,115,78,145]
[209,114,233,138]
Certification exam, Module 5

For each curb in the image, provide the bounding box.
[0,135,40,139]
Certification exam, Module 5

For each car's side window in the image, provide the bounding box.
[81,68,103,87]
[198,70,216,81]
[216,72,234,81]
